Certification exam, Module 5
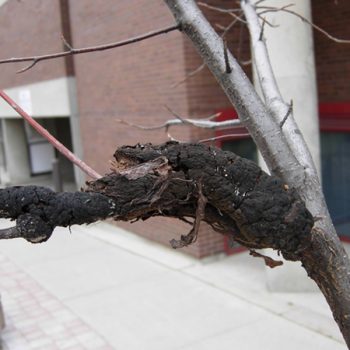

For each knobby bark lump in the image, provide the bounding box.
[0,142,313,261]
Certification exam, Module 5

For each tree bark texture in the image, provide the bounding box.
[163,0,350,346]
[0,142,312,260]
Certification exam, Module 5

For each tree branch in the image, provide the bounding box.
[0,142,313,265]
[0,90,101,179]
[172,13,245,88]
[116,114,241,131]
[0,226,21,240]
[0,24,180,73]
[164,0,303,184]
[164,0,350,346]
[0,186,116,242]
[197,1,246,24]
[257,5,350,44]
[240,0,323,202]
[198,132,250,143]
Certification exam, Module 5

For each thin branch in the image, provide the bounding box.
[257,3,295,13]
[254,0,268,6]
[257,6,350,44]
[170,182,207,249]
[198,2,247,27]
[0,90,101,180]
[220,14,245,37]
[223,40,232,73]
[280,100,293,128]
[172,14,244,88]
[257,14,278,29]
[241,1,284,108]
[172,63,206,88]
[241,0,320,174]
[239,59,252,66]
[249,249,283,268]
[198,132,250,143]
[116,115,242,131]
[0,24,180,73]
[0,226,21,240]
[198,2,243,15]
[164,105,188,124]
[167,131,182,143]
[61,34,73,50]
[259,17,266,40]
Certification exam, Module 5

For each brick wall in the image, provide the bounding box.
[68,0,246,257]
[185,1,252,143]
[69,0,191,173]
[0,0,67,88]
[313,0,350,102]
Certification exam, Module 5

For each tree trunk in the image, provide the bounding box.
[163,0,350,346]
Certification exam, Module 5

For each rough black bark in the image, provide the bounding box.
[0,142,313,262]
[0,186,116,242]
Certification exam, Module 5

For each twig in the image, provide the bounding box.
[0,90,101,179]
[167,131,182,143]
[170,182,207,248]
[257,14,278,29]
[198,132,250,143]
[221,14,245,37]
[257,3,294,14]
[254,0,268,6]
[249,250,283,268]
[240,59,252,66]
[198,2,246,26]
[280,100,293,128]
[241,0,318,178]
[259,17,266,40]
[223,40,232,73]
[164,105,188,124]
[172,63,206,88]
[172,14,244,88]
[116,114,241,131]
[257,6,350,44]
[61,34,73,50]
[0,24,180,73]
[0,227,21,240]
[241,1,284,109]
[198,2,243,15]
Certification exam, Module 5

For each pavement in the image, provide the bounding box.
[0,218,347,350]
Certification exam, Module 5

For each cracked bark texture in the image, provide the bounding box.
[0,142,313,262]
[163,0,350,346]
[0,186,116,243]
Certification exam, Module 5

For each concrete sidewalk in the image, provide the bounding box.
[0,219,346,349]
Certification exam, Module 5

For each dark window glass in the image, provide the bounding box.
[321,132,350,236]
[222,138,258,163]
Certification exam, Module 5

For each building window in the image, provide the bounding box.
[222,138,257,163]
[215,108,257,161]
[320,103,350,239]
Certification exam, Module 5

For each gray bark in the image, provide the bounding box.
[164,0,350,347]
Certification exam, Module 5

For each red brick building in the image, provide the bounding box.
[0,0,349,257]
